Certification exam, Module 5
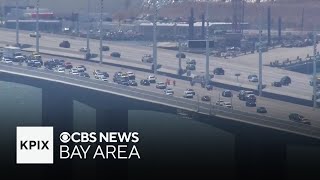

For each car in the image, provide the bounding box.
[185,89,195,95]
[14,56,26,62]
[201,96,211,102]
[147,75,156,83]
[186,64,196,70]
[101,45,110,51]
[59,40,70,48]
[79,47,89,52]
[213,67,225,75]
[27,60,41,67]
[140,79,150,86]
[248,74,258,80]
[156,82,167,89]
[142,54,153,63]
[76,65,86,72]
[118,80,129,86]
[55,67,65,73]
[2,58,13,64]
[205,83,213,90]
[280,76,291,86]
[95,72,105,79]
[64,62,73,69]
[98,76,108,82]
[164,88,174,95]
[222,90,233,97]
[183,91,194,98]
[29,32,41,38]
[246,100,256,107]
[186,59,196,65]
[271,81,282,87]
[245,94,256,102]
[69,68,79,75]
[176,52,186,58]
[289,113,311,125]
[101,72,109,78]
[127,72,135,80]
[110,52,121,58]
[223,102,233,108]
[215,100,224,106]
[238,90,254,100]
[128,80,138,86]
[257,107,267,113]
[79,72,90,78]
[249,76,258,82]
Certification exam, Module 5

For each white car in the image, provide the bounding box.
[69,68,79,75]
[95,72,105,79]
[79,47,88,52]
[223,102,233,108]
[127,71,135,79]
[76,65,86,72]
[99,76,108,81]
[183,91,194,98]
[249,76,259,82]
[2,58,13,64]
[147,75,156,83]
[55,67,65,73]
[164,88,174,95]
[215,100,224,106]
[156,82,167,89]
[184,89,195,95]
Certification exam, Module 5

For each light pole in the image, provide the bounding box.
[15,0,19,46]
[99,0,103,64]
[86,0,91,59]
[313,32,317,109]
[258,6,263,97]
[36,0,39,53]
[178,40,182,72]
[205,0,210,83]
[152,1,158,75]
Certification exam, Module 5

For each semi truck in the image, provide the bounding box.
[2,46,22,59]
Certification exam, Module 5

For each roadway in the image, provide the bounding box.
[2,53,320,127]
[0,28,317,101]
[1,60,320,140]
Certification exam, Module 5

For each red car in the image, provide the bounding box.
[64,62,73,69]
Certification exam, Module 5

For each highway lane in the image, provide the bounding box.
[4,52,320,127]
[0,29,317,100]
[1,61,320,140]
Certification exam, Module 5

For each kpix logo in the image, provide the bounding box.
[16,127,53,164]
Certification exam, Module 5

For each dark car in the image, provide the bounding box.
[213,67,225,75]
[101,45,110,51]
[201,96,211,102]
[129,80,138,86]
[186,64,196,70]
[79,72,90,78]
[246,100,256,107]
[186,59,196,65]
[280,76,291,86]
[102,72,109,78]
[140,79,150,86]
[110,52,121,58]
[64,62,73,69]
[176,52,186,58]
[271,81,282,87]
[257,107,267,113]
[222,90,233,97]
[289,113,311,125]
[59,40,70,48]
[205,84,213,90]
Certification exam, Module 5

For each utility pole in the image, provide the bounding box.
[205,0,210,83]
[258,7,263,97]
[36,0,39,53]
[99,0,103,64]
[15,0,19,46]
[152,1,158,75]
[178,40,182,72]
[313,32,317,109]
[86,0,91,59]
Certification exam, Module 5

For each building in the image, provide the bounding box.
[5,20,62,32]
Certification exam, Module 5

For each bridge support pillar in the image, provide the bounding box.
[235,132,287,179]
[42,87,73,179]
[95,109,129,179]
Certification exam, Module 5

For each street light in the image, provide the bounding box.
[36,0,39,53]
[313,32,318,109]
[15,0,19,46]
[205,0,210,83]
[99,0,103,65]
[86,0,91,60]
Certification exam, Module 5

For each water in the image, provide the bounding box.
[0,81,320,179]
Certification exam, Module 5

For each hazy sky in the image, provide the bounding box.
[0,0,142,14]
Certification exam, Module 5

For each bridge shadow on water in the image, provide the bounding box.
[0,74,320,179]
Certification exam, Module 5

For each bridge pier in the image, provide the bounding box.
[234,132,287,179]
[95,109,129,179]
[42,87,73,179]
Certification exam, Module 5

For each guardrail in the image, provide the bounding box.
[1,62,320,140]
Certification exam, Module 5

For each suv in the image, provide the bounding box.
[110,52,121,58]
[101,45,110,51]
[59,41,70,48]
[142,54,153,63]
[30,32,41,38]
[213,68,225,75]
[222,90,233,97]
[271,81,282,87]
[289,113,311,125]
[147,75,156,83]
[280,76,291,86]
[140,79,150,86]
[186,64,196,70]
[246,100,256,107]
[238,90,254,101]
